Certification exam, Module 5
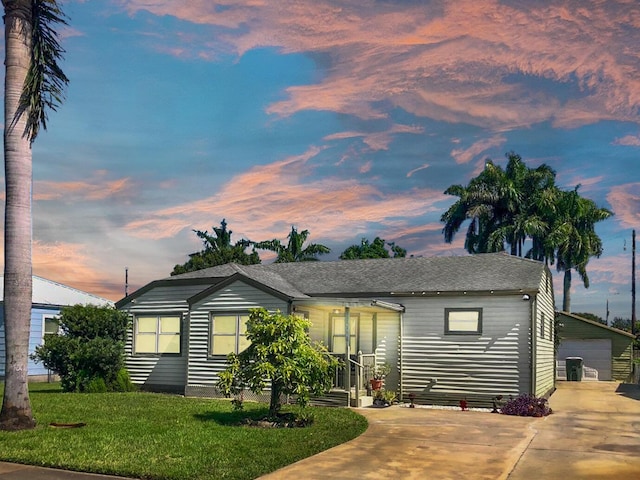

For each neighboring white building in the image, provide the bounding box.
[0,275,113,378]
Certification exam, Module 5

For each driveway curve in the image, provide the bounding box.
[259,382,640,480]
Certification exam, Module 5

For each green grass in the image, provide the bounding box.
[0,383,368,479]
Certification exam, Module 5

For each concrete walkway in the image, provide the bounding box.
[259,381,640,480]
[1,382,639,479]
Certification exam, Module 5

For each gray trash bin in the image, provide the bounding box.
[565,357,583,381]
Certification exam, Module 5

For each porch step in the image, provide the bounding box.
[351,395,373,408]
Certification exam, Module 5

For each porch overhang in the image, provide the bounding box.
[291,297,405,313]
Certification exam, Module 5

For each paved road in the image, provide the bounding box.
[1,381,639,479]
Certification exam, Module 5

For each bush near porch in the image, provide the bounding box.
[0,382,367,480]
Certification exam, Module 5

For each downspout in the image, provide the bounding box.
[530,295,537,395]
[399,310,404,402]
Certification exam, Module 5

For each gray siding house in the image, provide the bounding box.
[117,253,556,406]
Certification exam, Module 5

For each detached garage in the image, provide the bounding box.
[557,312,635,382]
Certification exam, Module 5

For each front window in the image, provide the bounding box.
[445,308,482,334]
[210,314,250,355]
[134,315,181,354]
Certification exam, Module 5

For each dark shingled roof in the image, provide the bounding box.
[165,252,546,298]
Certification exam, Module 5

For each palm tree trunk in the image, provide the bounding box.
[0,0,36,431]
[562,269,572,313]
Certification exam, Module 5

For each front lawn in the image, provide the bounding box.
[0,383,368,479]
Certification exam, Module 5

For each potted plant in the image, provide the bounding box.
[369,363,391,391]
[373,388,396,407]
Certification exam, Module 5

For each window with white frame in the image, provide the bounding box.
[134,315,181,354]
[444,308,482,334]
[43,315,60,338]
[210,314,250,355]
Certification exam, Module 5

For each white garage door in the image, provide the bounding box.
[558,339,612,381]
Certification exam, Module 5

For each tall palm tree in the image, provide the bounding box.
[1,0,68,431]
[255,226,330,263]
[442,152,557,257]
[547,188,613,312]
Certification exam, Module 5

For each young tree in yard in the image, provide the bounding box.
[217,308,340,418]
[32,305,135,393]
[1,0,69,431]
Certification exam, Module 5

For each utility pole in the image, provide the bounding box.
[633,230,636,337]
[125,267,129,297]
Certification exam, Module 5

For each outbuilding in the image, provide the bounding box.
[557,311,635,382]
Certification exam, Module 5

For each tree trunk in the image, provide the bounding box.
[269,383,281,418]
[562,269,572,313]
[0,0,36,431]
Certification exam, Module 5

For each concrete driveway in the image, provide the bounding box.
[259,381,640,480]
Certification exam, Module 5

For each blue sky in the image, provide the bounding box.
[2,0,639,321]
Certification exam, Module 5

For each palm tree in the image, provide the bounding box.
[171,219,260,275]
[1,0,68,431]
[547,188,613,312]
[442,152,557,257]
[255,226,330,262]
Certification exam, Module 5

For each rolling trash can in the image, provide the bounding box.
[565,357,583,381]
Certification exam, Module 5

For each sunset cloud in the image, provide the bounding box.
[451,135,507,165]
[607,183,640,228]
[125,147,447,242]
[118,0,640,128]
[34,171,135,202]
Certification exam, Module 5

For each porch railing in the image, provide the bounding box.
[330,351,376,393]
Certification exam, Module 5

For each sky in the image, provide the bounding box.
[1,0,639,322]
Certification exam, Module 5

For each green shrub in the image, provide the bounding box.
[111,368,137,392]
[85,376,108,393]
[31,305,133,393]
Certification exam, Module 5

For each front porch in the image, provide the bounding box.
[292,298,403,407]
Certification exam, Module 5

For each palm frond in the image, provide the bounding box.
[18,0,69,142]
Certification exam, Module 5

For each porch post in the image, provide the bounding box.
[345,306,351,406]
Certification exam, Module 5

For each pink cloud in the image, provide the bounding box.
[31,240,121,300]
[613,134,640,146]
[34,171,134,202]
[607,183,640,228]
[450,135,506,165]
[125,146,448,241]
[406,164,429,178]
[118,0,640,128]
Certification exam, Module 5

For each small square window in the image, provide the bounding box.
[43,316,60,337]
[445,308,482,334]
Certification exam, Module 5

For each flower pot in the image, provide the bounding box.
[370,379,383,390]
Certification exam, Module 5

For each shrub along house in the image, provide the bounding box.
[117,253,556,407]
[0,275,113,380]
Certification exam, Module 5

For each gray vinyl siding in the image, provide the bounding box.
[558,312,634,382]
[374,311,400,392]
[187,280,289,391]
[121,284,207,390]
[396,295,531,406]
[534,269,555,397]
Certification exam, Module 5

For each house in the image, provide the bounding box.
[117,253,556,407]
[0,275,113,380]
[556,311,635,382]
